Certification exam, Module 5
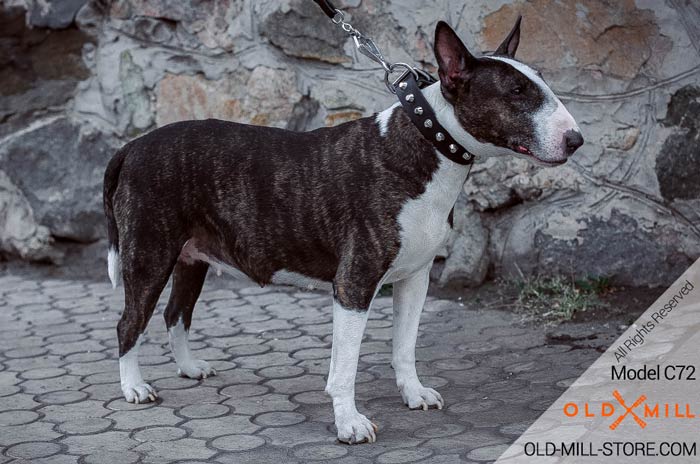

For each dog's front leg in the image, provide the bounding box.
[392,265,444,410]
[326,298,378,444]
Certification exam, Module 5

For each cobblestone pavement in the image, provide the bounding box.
[0,274,605,463]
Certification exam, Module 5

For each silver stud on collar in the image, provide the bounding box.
[414,107,423,115]
[405,93,414,103]
[436,132,445,142]
[462,153,471,161]
[424,119,433,128]
[398,82,408,90]
[449,144,457,153]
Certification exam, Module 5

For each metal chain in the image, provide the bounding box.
[331,10,362,37]
[331,8,421,93]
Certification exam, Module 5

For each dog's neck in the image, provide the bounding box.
[418,82,507,162]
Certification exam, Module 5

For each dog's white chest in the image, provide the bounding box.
[386,157,468,282]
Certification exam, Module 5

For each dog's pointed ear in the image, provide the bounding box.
[434,21,476,100]
[494,15,522,58]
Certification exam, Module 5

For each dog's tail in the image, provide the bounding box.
[103,147,127,289]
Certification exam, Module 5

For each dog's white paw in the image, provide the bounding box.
[335,410,378,444]
[400,383,444,410]
[177,360,216,379]
[122,382,157,404]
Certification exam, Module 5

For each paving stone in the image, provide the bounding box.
[133,426,187,442]
[235,351,297,369]
[293,443,349,460]
[5,441,63,459]
[499,421,530,436]
[424,430,510,453]
[265,374,326,395]
[138,437,218,461]
[0,409,40,426]
[3,355,61,372]
[183,414,260,438]
[5,346,49,358]
[152,376,200,390]
[83,451,140,464]
[57,417,113,435]
[258,421,332,447]
[42,400,111,422]
[221,383,271,398]
[178,403,230,419]
[61,430,138,454]
[30,454,80,464]
[0,421,62,446]
[447,399,502,415]
[65,359,115,376]
[257,365,305,379]
[413,423,467,439]
[225,393,298,415]
[227,344,271,357]
[109,407,181,429]
[210,434,266,451]
[36,390,89,405]
[252,411,306,427]
[20,374,87,394]
[0,392,42,410]
[206,368,263,385]
[80,383,123,402]
[376,448,433,463]
[157,386,226,407]
[433,358,477,370]
[361,352,393,364]
[0,275,607,463]
[467,444,511,461]
[292,391,332,405]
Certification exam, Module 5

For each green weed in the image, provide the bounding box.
[515,275,609,321]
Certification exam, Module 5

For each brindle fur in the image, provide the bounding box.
[104,20,582,426]
[105,109,438,356]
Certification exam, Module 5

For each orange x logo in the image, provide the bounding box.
[609,390,647,430]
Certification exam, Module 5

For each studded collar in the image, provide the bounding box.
[394,73,475,166]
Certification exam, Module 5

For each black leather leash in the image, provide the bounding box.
[313,0,337,18]
[313,0,475,165]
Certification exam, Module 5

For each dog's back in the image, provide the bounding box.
[105,116,435,290]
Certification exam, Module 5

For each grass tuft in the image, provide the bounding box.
[515,275,610,322]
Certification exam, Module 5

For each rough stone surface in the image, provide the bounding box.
[656,85,700,201]
[0,0,699,286]
[28,0,88,29]
[0,117,116,243]
[0,170,57,262]
[0,275,619,462]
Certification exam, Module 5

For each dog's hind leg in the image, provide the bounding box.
[392,265,444,410]
[118,240,179,404]
[163,260,215,379]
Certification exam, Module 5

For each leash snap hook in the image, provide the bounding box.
[330,8,391,73]
[353,36,390,72]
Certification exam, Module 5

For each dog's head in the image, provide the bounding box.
[434,18,582,166]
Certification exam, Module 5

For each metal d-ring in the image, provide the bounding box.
[384,63,419,94]
[331,9,344,24]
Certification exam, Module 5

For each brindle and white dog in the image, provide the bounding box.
[104,19,582,443]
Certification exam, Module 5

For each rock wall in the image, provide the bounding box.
[1,0,699,287]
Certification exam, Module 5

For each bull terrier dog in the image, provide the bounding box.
[104,19,582,444]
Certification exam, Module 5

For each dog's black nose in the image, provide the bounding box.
[564,130,584,155]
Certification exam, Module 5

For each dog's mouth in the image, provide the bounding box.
[512,143,566,166]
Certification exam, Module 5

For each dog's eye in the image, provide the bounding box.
[511,86,523,95]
